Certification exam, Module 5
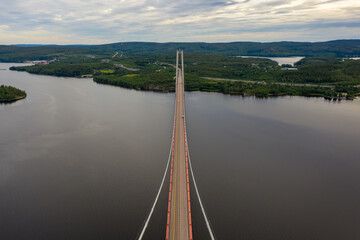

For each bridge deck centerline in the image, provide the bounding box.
[167,50,192,240]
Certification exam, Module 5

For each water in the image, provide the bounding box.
[239,56,304,66]
[1,63,360,239]
[186,93,360,240]
[0,63,173,239]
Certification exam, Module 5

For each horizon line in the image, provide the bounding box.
[5,39,360,47]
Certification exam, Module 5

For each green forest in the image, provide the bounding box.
[10,58,114,77]
[10,53,360,99]
[0,45,112,63]
[1,39,360,63]
[93,40,360,57]
[0,85,27,102]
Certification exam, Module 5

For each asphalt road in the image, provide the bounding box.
[167,50,191,240]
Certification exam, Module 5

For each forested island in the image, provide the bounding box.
[0,85,27,103]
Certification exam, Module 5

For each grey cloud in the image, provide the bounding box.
[262,0,289,7]
[0,0,359,43]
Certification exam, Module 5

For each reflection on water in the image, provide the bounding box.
[0,63,173,239]
[1,63,360,239]
[239,56,304,66]
[186,92,360,240]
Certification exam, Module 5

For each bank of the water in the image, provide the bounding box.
[0,95,26,103]
[9,56,360,99]
[238,56,305,66]
[94,77,345,100]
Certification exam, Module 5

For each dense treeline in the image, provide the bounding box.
[95,55,360,98]
[185,77,337,97]
[94,71,175,91]
[10,59,115,77]
[184,54,278,81]
[94,72,339,97]
[11,64,93,77]
[279,57,360,84]
[0,45,112,62]
[92,40,360,57]
[0,85,26,102]
[1,40,360,63]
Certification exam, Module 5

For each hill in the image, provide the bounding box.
[0,45,111,62]
[1,40,360,62]
[93,40,360,57]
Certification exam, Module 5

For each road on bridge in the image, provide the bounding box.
[166,50,192,240]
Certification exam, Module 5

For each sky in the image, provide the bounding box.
[0,0,359,44]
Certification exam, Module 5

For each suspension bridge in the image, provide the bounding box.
[138,50,215,240]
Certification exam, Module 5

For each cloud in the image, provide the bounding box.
[0,25,10,30]
[182,26,360,42]
[0,0,359,44]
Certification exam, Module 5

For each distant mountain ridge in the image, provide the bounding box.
[12,44,57,47]
[1,39,360,62]
[93,39,360,57]
[11,44,90,47]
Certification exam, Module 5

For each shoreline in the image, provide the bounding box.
[7,65,359,101]
[0,95,27,103]
[93,80,356,100]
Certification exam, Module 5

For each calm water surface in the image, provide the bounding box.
[0,63,173,239]
[239,56,304,66]
[186,93,360,240]
[1,63,360,239]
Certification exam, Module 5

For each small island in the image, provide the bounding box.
[0,85,27,103]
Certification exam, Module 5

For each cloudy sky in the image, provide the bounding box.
[0,0,359,44]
